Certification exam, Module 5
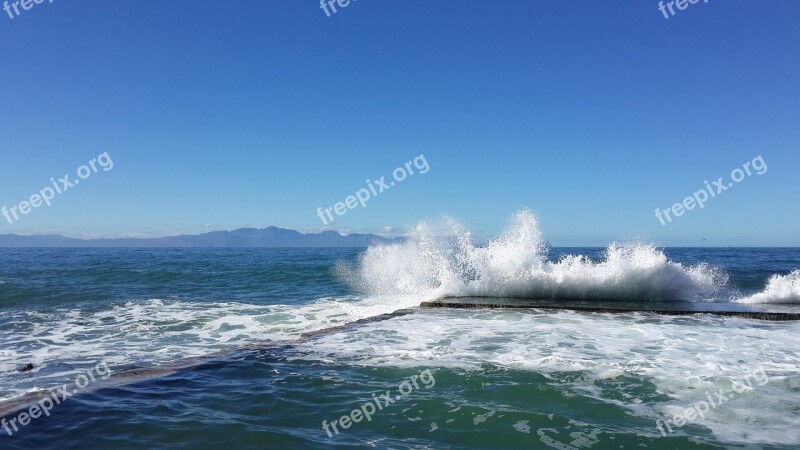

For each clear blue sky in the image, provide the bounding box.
[1,0,798,246]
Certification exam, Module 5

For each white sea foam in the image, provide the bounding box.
[2,207,798,447]
[2,210,793,401]
[739,270,800,304]
[348,210,727,302]
[291,308,800,446]
[0,296,410,400]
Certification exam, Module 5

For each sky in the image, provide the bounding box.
[0,0,798,246]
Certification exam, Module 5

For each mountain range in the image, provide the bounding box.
[0,227,398,248]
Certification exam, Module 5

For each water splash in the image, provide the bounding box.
[740,270,800,304]
[349,210,727,302]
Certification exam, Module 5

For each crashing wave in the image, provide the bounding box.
[349,210,727,302]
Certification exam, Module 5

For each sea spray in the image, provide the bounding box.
[740,270,800,304]
[348,210,727,302]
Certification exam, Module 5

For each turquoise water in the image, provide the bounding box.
[1,245,799,449]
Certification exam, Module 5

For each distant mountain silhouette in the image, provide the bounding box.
[0,227,398,248]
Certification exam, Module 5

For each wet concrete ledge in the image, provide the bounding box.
[419,298,800,321]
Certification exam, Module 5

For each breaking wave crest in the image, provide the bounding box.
[350,210,728,302]
[740,270,800,304]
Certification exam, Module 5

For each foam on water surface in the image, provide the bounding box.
[0,295,418,400]
[291,308,800,446]
[1,210,799,447]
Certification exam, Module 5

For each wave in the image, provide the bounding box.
[347,210,728,302]
[739,270,800,304]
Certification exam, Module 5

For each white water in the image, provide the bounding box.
[740,270,800,304]
[349,210,728,302]
[0,296,405,400]
[291,308,800,447]
[3,210,798,398]
[2,209,798,433]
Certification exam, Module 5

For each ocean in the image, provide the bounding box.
[1,214,799,449]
